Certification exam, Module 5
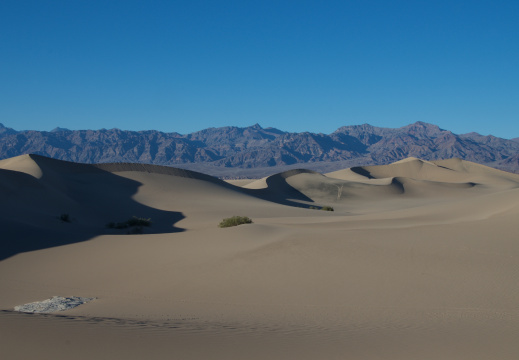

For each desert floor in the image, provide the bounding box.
[1,154,519,359]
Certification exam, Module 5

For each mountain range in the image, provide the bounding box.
[1,121,518,177]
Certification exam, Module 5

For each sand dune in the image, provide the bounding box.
[1,154,519,359]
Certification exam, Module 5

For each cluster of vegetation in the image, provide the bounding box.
[309,206,334,211]
[218,216,253,228]
[106,216,152,229]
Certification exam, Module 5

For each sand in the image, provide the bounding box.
[1,154,519,359]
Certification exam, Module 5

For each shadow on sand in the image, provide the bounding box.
[0,160,185,261]
[239,169,318,208]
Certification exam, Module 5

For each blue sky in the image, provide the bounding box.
[1,0,518,138]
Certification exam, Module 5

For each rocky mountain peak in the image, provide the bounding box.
[0,123,16,135]
[401,121,444,136]
[50,127,71,133]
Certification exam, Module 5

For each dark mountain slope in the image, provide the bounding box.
[0,122,517,175]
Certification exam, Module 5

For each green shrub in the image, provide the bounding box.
[308,206,334,211]
[106,216,151,229]
[218,216,253,228]
[126,217,151,227]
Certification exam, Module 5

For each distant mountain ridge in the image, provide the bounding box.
[0,121,518,176]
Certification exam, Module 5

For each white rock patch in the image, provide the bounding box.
[14,296,95,313]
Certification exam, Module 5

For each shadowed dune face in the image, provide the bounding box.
[240,169,318,207]
[0,155,185,260]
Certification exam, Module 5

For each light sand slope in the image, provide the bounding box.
[329,157,519,186]
[1,155,519,359]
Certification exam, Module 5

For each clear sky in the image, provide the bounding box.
[1,0,518,138]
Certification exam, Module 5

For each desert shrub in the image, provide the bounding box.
[106,216,151,229]
[126,217,151,227]
[308,206,334,211]
[59,213,71,223]
[218,216,253,228]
